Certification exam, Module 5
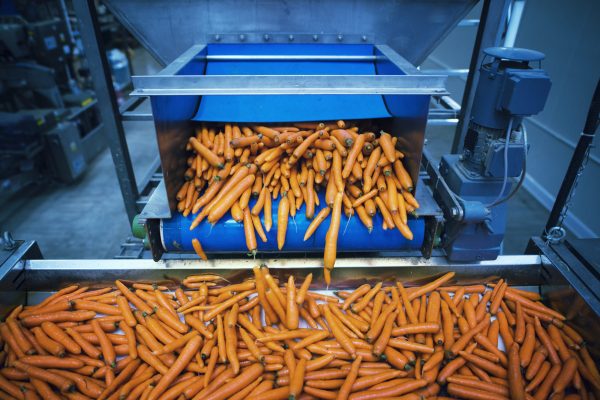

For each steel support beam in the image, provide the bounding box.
[73,0,139,222]
[451,0,511,153]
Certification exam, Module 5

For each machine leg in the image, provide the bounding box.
[73,0,140,223]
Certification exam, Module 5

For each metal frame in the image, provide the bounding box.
[451,0,512,153]
[73,0,161,224]
[131,44,447,97]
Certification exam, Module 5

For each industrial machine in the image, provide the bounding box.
[1,0,599,377]
[440,47,551,261]
[0,7,105,204]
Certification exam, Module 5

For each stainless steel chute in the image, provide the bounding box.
[102,0,478,66]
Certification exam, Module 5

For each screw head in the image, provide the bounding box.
[337,34,343,41]
[451,207,459,217]
[313,34,319,41]
[263,34,270,41]
[288,34,294,41]
[214,34,221,41]
[239,34,246,41]
[362,35,367,42]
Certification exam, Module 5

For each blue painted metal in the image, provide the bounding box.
[193,44,391,122]
[161,192,424,253]
[484,47,545,62]
[473,47,551,129]
[440,155,510,261]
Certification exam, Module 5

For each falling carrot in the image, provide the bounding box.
[324,192,343,275]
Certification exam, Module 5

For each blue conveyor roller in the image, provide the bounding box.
[161,193,424,253]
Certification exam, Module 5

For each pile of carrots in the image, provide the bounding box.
[176,121,419,283]
[0,268,597,400]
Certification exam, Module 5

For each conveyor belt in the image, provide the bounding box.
[161,192,425,253]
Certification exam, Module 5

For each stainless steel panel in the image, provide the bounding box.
[131,74,447,96]
[103,0,477,67]
[18,255,543,291]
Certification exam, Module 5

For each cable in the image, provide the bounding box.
[488,122,528,207]
[486,117,514,207]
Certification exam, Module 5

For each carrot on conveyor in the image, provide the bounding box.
[2,272,595,400]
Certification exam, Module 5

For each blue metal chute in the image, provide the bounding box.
[161,193,424,253]
[192,44,392,122]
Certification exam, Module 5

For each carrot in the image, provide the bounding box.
[342,134,366,179]
[553,357,577,392]
[324,192,343,273]
[19,356,84,370]
[189,137,223,169]
[377,132,396,164]
[115,281,153,315]
[532,363,561,400]
[263,187,273,232]
[97,359,140,400]
[458,351,507,378]
[446,376,509,397]
[303,207,330,241]
[147,335,201,400]
[277,195,290,250]
[40,322,81,355]
[286,276,299,330]
[72,300,120,316]
[203,347,218,388]
[13,361,74,393]
[6,319,35,356]
[449,314,490,357]
[533,317,560,365]
[30,378,61,400]
[90,320,115,368]
[447,383,508,400]
[21,311,96,327]
[372,312,396,357]
[225,306,240,374]
[289,358,306,400]
[525,360,551,393]
[323,305,356,358]
[243,207,258,255]
[0,374,24,399]
[507,343,525,400]
[547,324,571,362]
[208,175,255,223]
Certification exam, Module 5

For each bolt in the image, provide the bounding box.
[337,34,343,41]
[313,34,319,41]
[214,34,221,41]
[458,154,464,161]
[288,34,294,41]
[451,207,459,217]
[239,34,246,41]
[263,34,270,41]
[361,35,367,42]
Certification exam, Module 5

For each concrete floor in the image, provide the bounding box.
[1,48,550,259]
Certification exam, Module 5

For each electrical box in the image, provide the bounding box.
[44,122,86,183]
[499,69,552,116]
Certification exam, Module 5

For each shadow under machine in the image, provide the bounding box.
[2,0,600,365]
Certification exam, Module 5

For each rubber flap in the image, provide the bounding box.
[192,44,392,123]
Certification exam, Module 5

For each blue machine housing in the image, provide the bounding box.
[440,155,510,261]
[145,43,435,255]
[441,47,550,261]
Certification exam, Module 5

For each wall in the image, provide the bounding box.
[423,0,600,237]
[514,0,600,237]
